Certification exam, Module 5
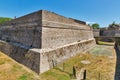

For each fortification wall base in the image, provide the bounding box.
[0,40,40,73]
[0,38,96,74]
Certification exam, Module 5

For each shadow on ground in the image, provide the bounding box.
[114,44,120,80]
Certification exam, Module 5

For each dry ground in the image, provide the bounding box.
[0,52,40,80]
[0,42,117,80]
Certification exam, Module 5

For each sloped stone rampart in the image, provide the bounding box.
[0,10,96,73]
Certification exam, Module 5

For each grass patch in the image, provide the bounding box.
[98,41,114,46]
[40,69,71,80]
[12,65,22,71]
[88,45,113,56]
[0,60,5,65]
[17,74,27,80]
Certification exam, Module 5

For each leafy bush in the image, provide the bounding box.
[0,17,12,24]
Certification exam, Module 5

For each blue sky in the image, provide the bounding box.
[0,0,120,27]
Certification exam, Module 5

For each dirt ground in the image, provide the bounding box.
[40,44,117,80]
[85,45,116,80]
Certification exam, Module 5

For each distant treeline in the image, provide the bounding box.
[0,17,12,24]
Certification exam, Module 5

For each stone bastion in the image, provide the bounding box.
[0,10,96,73]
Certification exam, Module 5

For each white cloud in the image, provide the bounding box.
[86,21,96,24]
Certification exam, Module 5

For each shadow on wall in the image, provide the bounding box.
[0,23,43,73]
[0,40,41,73]
[114,43,120,80]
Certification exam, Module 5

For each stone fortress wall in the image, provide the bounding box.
[42,10,94,49]
[0,10,96,73]
[0,11,42,48]
[93,29,120,37]
[0,10,93,49]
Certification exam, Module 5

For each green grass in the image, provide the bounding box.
[17,74,27,80]
[41,69,71,80]
[88,45,113,56]
[12,65,22,72]
[0,17,12,24]
[98,41,114,46]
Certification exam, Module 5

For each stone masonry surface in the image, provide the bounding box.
[0,10,96,73]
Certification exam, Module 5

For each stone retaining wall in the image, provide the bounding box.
[39,38,96,73]
[0,40,40,73]
[0,38,95,73]
[0,10,42,48]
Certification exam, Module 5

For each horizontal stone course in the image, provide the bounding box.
[0,10,96,73]
[0,38,95,73]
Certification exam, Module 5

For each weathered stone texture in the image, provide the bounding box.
[42,10,86,25]
[93,29,120,37]
[42,10,93,49]
[30,38,95,73]
[0,10,96,73]
[0,28,42,48]
[93,29,100,37]
[0,10,93,49]
[0,40,40,73]
[0,10,42,48]
[42,27,93,49]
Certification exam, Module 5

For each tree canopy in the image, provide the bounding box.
[0,17,12,24]
[108,21,120,30]
[91,23,100,29]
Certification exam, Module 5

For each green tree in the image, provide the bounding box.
[0,17,12,24]
[91,23,100,29]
